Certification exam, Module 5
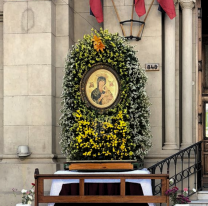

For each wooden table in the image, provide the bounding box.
[34,168,169,206]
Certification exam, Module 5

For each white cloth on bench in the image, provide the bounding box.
[48,168,154,206]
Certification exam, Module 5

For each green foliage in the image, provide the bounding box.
[60,28,152,160]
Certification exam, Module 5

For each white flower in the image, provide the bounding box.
[193,188,196,192]
[30,189,34,193]
[28,201,32,204]
[169,179,174,184]
[21,189,27,193]
[28,195,33,200]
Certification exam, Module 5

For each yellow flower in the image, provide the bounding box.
[120,144,125,151]
[129,151,133,156]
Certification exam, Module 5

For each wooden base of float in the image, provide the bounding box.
[64,160,143,171]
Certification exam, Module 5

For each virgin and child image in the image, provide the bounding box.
[91,76,113,105]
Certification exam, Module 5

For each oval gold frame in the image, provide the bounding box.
[80,64,121,112]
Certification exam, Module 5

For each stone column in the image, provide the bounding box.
[0,9,3,156]
[55,0,74,156]
[163,14,178,150]
[3,0,56,157]
[179,0,195,149]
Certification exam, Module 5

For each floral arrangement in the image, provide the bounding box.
[12,183,35,205]
[71,110,132,159]
[165,179,196,205]
[60,28,152,161]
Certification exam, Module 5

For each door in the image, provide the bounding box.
[201,0,208,186]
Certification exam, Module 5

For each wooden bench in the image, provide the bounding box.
[34,168,169,206]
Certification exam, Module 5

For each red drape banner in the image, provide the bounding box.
[157,0,176,19]
[135,0,146,17]
[90,0,103,23]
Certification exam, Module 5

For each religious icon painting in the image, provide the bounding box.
[80,64,121,112]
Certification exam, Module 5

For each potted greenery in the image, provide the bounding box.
[13,183,35,206]
[165,179,196,206]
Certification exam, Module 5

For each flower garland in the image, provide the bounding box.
[60,28,152,161]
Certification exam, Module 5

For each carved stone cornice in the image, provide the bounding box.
[179,0,196,10]
[0,11,3,22]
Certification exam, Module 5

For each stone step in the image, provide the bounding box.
[189,191,208,205]
[190,199,208,206]
[197,191,208,200]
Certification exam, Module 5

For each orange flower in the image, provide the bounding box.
[92,35,105,52]
[92,35,102,43]
[94,41,105,52]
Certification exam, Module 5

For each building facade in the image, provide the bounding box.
[0,0,205,205]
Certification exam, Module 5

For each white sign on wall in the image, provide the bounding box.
[145,63,159,71]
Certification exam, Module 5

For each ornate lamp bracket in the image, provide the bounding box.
[111,0,154,41]
[120,20,145,41]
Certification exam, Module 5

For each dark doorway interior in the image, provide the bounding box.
[201,0,208,188]
[202,0,208,34]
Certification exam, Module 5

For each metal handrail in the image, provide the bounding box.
[148,141,202,196]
